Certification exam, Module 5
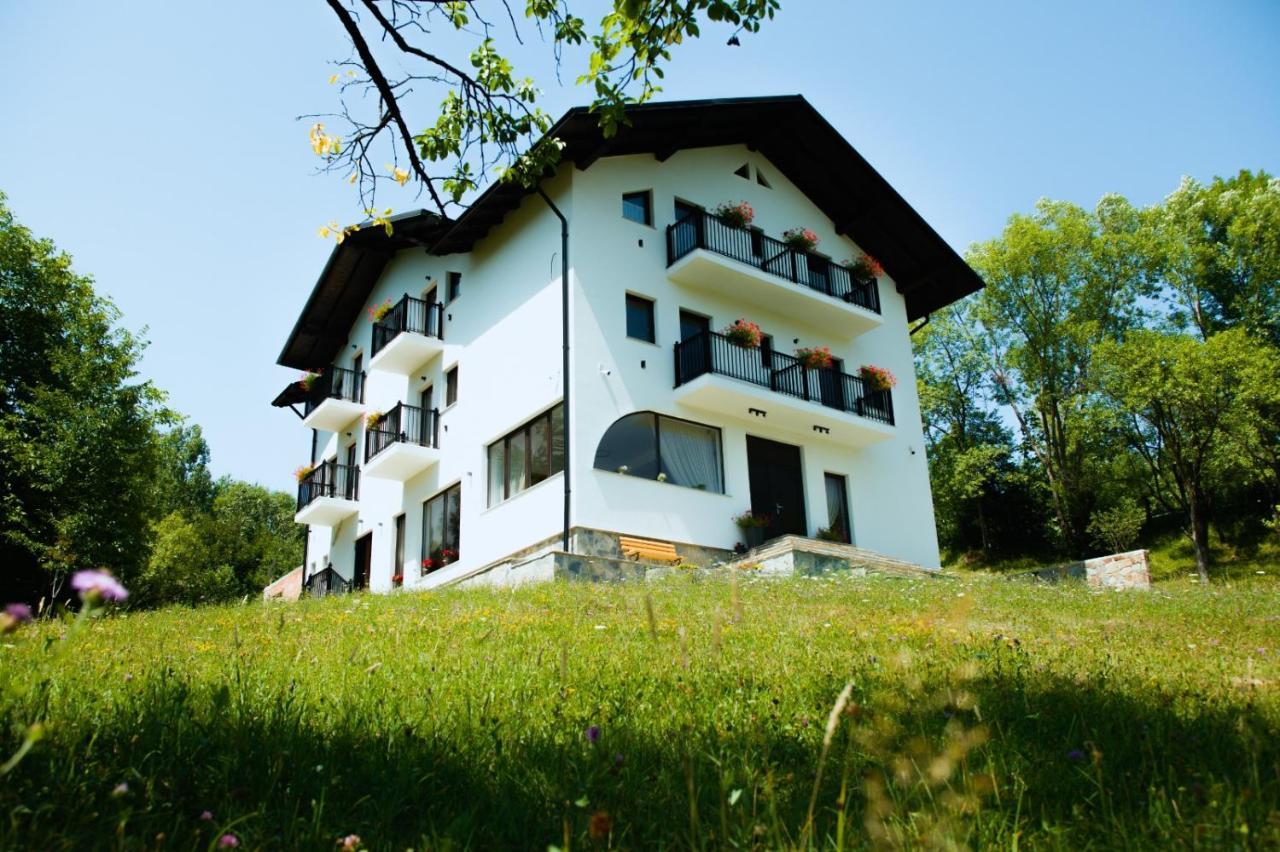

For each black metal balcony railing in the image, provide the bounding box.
[666,210,881,313]
[371,295,445,358]
[365,402,440,463]
[296,461,360,511]
[304,565,352,597]
[673,331,895,426]
[304,366,365,417]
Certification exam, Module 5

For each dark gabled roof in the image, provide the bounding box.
[276,210,449,371]
[275,95,982,374]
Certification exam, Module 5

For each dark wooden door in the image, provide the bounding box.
[354,532,372,590]
[746,435,806,540]
[817,356,845,410]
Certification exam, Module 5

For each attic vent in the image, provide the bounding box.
[756,170,772,188]
[733,163,750,179]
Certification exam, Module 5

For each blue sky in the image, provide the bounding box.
[2,1,1278,492]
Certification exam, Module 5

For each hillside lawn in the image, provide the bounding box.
[1,569,1277,850]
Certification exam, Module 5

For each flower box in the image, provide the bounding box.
[781,227,819,252]
[367,299,393,323]
[713,200,754,229]
[844,253,883,283]
[859,364,897,392]
[723,318,763,349]
[795,346,833,370]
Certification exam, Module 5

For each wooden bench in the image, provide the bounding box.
[618,535,681,564]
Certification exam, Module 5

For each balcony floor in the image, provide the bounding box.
[369,331,445,374]
[302,398,364,432]
[668,249,883,338]
[364,442,441,481]
[295,495,359,526]
[674,373,893,448]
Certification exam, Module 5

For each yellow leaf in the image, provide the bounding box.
[328,73,339,85]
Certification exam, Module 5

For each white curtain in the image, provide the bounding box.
[659,418,722,493]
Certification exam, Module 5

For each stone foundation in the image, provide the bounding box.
[1026,549,1151,590]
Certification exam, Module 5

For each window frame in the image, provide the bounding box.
[446,271,462,302]
[625,293,656,343]
[487,403,565,507]
[621,190,653,226]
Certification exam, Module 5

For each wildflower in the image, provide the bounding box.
[584,725,601,744]
[218,834,240,848]
[200,810,214,821]
[1067,748,1085,763]
[588,810,612,840]
[338,835,361,851]
[112,782,129,797]
[70,570,128,603]
[1,603,32,634]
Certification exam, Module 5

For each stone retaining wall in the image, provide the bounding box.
[1027,549,1151,590]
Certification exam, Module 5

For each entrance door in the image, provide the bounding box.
[354,532,372,590]
[746,435,807,541]
[678,310,713,382]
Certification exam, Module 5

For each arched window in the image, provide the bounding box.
[593,412,724,493]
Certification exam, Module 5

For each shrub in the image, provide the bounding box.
[1086,497,1146,553]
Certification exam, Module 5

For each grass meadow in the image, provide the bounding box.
[1,570,1277,850]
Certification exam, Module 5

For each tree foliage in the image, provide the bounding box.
[312,0,779,226]
[0,195,301,606]
[920,172,1280,574]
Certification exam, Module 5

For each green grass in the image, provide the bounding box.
[2,571,1278,850]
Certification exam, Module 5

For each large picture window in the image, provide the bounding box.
[422,483,460,574]
[487,403,565,507]
[593,412,723,493]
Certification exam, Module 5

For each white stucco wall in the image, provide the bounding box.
[567,146,940,568]
[296,143,942,589]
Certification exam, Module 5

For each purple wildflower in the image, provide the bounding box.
[1066,749,1085,763]
[200,810,214,822]
[218,834,239,848]
[584,725,601,744]
[71,570,129,603]
[338,835,362,851]
[1,603,32,634]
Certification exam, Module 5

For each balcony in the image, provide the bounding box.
[302,366,365,432]
[295,462,360,525]
[363,402,441,481]
[672,332,895,448]
[666,211,883,338]
[369,295,445,373]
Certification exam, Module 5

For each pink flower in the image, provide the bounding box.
[218,834,239,848]
[338,835,362,851]
[200,810,214,822]
[71,570,128,603]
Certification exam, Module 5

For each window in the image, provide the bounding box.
[679,309,710,342]
[447,271,462,302]
[733,163,750,179]
[593,412,723,493]
[625,294,655,343]
[622,191,652,225]
[760,333,774,370]
[422,483,461,574]
[674,199,700,224]
[393,513,406,586]
[756,169,772,188]
[445,366,458,406]
[487,404,565,506]
[824,473,851,543]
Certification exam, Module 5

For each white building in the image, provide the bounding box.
[271,96,982,594]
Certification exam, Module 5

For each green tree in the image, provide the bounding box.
[1092,328,1280,580]
[967,197,1151,552]
[0,192,172,601]
[313,1,779,222]
[1155,170,1280,343]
